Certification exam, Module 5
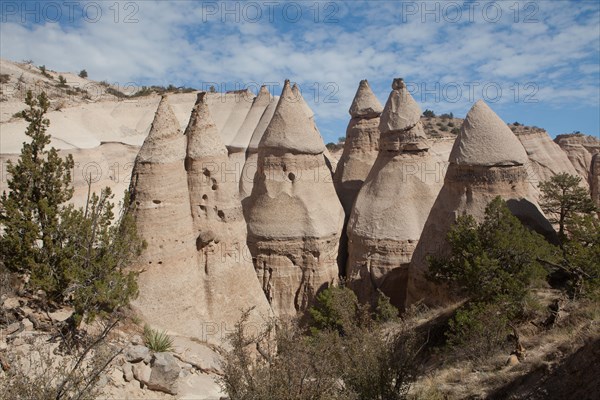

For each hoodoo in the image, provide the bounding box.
[334,79,383,214]
[407,100,554,306]
[345,78,444,307]
[229,86,273,186]
[185,92,272,330]
[245,80,344,317]
[129,95,205,337]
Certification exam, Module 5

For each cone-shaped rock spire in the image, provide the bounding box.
[346,78,443,308]
[129,95,206,338]
[334,79,383,213]
[185,92,273,328]
[260,80,325,154]
[449,100,528,166]
[407,101,554,307]
[349,79,383,119]
[246,80,344,317]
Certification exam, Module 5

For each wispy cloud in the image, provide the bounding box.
[1,0,598,139]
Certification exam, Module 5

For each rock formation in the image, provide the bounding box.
[245,80,344,316]
[515,127,582,199]
[346,78,445,307]
[219,89,255,147]
[592,153,600,208]
[129,95,206,337]
[185,92,272,328]
[228,86,273,185]
[406,100,554,307]
[334,79,383,214]
[239,94,279,199]
[554,133,600,187]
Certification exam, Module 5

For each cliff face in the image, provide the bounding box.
[555,133,600,190]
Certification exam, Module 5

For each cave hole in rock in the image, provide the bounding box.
[152,199,161,204]
[202,194,208,200]
[288,172,296,182]
[218,210,225,220]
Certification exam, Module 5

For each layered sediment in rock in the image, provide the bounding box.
[346,79,445,307]
[515,128,582,199]
[239,94,279,199]
[407,100,554,307]
[245,80,344,317]
[129,95,206,337]
[228,86,273,187]
[555,133,600,187]
[334,80,383,214]
[185,92,272,328]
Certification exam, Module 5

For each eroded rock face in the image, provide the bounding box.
[185,92,272,328]
[129,95,206,338]
[229,86,273,187]
[555,133,600,187]
[245,80,344,317]
[334,80,383,214]
[406,100,554,307]
[515,128,583,200]
[130,94,271,344]
[346,79,445,307]
[592,153,600,208]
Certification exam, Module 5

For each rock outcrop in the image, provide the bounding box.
[239,94,279,199]
[245,80,344,316]
[515,127,582,199]
[185,92,272,327]
[407,100,554,307]
[592,153,600,208]
[555,133,600,187]
[346,78,446,307]
[228,86,273,186]
[129,94,271,343]
[334,79,383,214]
[129,95,205,338]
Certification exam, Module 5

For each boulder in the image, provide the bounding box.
[132,361,151,385]
[148,353,181,395]
[125,345,150,363]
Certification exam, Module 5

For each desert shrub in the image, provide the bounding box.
[105,87,128,98]
[57,75,67,87]
[513,121,521,126]
[0,91,143,328]
[445,301,512,363]
[0,320,120,400]
[428,197,557,360]
[422,109,435,118]
[447,122,454,127]
[220,289,422,400]
[440,125,449,132]
[440,113,453,119]
[39,65,52,79]
[0,73,9,84]
[143,324,174,352]
[451,127,460,135]
[78,69,88,79]
[428,197,552,304]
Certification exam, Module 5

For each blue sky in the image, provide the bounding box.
[1,0,599,142]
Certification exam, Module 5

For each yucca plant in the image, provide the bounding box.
[143,324,174,352]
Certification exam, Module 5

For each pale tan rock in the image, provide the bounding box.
[246,80,344,316]
[239,95,279,199]
[129,95,206,339]
[449,100,528,166]
[334,79,383,214]
[219,89,255,146]
[515,128,582,200]
[592,153,600,207]
[555,133,600,185]
[406,101,554,307]
[346,78,441,307]
[185,92,272,331]
[148,353,180,395]
[229,86,274,185]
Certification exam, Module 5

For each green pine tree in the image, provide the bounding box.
[0,91,75,295]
